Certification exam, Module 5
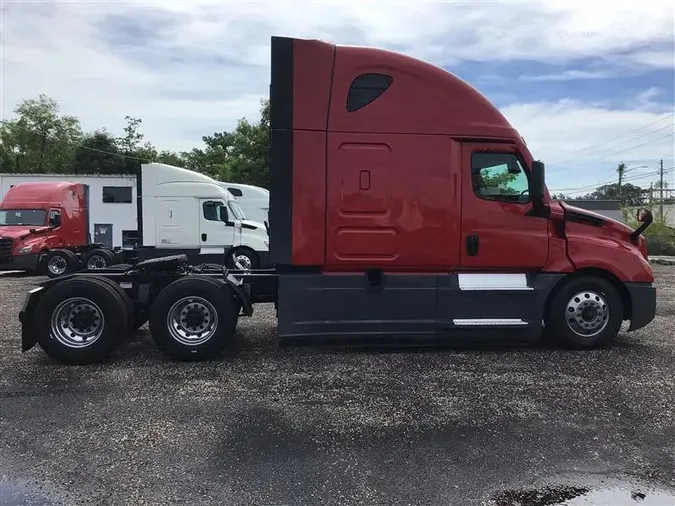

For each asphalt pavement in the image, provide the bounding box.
[1,267,675,505]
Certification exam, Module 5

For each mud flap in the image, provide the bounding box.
[19,287,44,351]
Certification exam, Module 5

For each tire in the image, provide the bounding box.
[87,276,137,335]
[226,247,259,270]
[33,277,129,364]
[544,275,624,349]
[84,249,118,270]
[148,277,239,361]
[44,249,79,278]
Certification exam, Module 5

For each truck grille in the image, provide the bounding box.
[0,237,13,264]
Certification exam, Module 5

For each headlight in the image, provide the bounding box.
[264,241,269,248]
[17,245,34,254]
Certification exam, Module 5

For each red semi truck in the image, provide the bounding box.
[18,36,656,364]
[0,182,120,276]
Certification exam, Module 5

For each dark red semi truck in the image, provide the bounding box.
[0,182,120,276]
[18,36,656,364]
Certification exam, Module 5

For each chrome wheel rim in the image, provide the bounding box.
[566,290,609,337]
[86,255,107,270]
[47,256,67,275]
[50,297,105,348]
[166,296,218,346]
[233,254,252,270]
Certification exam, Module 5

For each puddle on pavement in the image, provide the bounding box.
[0,482,58,506]
[485,482,675,506]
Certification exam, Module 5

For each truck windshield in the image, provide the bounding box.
[228,201,246,220]
[0,209,47,226]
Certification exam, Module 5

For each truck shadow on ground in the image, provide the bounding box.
[89,326,652,366]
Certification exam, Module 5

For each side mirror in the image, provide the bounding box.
[219,206,234,226]
[530,160,545,202]
[49,215,61,228]
[630,207,654,243]
[507,159,522,175]
[637,208,653,223]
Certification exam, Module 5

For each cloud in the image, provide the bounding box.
[519,70,613,81]
[1,0,673,193]
[502,96,674,192]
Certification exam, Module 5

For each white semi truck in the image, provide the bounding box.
[36,163,270,277]
[219,182,270,226]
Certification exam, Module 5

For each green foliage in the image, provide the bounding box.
[480,170,519,195]
[181,99,270,187]
[71,130,123,174]
[556,182,645,207]
[0,94,82,173]
[625,207,675,256]
[1,94,269,186]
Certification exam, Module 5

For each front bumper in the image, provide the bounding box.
[0,253,40,272]
[626,282,657,331]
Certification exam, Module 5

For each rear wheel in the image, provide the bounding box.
[84,249,118,270]
[44,249,79,278]
[149,277,239,361]
[545,276,624,349]
[86,276,138,335]
[33,277,129,364]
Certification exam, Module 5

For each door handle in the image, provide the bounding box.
[466,235,479,256]
[202,233,207,241]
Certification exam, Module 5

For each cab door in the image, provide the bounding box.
[459,142,549,269]
[199,199,235,254]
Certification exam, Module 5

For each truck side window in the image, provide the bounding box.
[228,188,243,197]
[346,73,394,112]
[202,201,223,221]
[48,209,61,227]
[471,152,530,204]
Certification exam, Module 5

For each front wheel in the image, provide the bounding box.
[43,249,79,278]
[545,276,624,349]
[226,248,258,271]
[149,277,239,361]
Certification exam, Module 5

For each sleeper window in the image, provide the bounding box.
[346,73,393,112]
[471,153,530,204]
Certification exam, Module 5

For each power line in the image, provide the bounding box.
[557,124,674,168]
[554,130,675,171]
[551,166,675,193]
[551,162,658,192]
[547,112,674,164]
[0,118,150,162]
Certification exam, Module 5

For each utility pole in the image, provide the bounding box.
[617,162,625,203]
[659,159,664,221]
[649,183,654,206]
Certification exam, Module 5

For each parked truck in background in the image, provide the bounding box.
[0,181,107,275]
[1,163,270,277]
[18,36,656,365]
[219,182,270,226]
[135,162,269,270]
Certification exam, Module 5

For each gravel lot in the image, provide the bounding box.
[1,267,675,506]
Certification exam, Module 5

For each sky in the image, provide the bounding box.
[1,0,674,194]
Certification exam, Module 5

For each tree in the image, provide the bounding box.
[225,99,270,187]
[1,94,82,173]
[185,99,270,186]
[156,151,186,166]
[71,129,125,174]
[590,183,644,207]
